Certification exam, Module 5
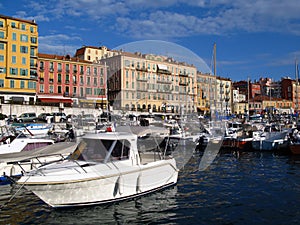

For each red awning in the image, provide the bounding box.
[38,98,73,103]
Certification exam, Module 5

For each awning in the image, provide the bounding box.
[157,64,168,70]
[38,97,73,103]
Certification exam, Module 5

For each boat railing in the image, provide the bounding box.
[10,153,68,176]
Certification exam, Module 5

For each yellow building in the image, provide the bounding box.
[196,72,213,113]
[0,15,38,104]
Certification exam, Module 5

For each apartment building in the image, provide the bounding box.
[37,53,107,109]
[102,51,198,113]
[0,15,38,104]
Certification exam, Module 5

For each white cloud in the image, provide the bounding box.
[21,0,300,39]
[38,34,82,55]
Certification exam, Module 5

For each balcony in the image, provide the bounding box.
[179,80,188,86]
[179,72,188,77]
[30,63,37,68]
[30,74,38,80]
[136,67,148,72]
[157,69,171,75]
[49,79,54,83]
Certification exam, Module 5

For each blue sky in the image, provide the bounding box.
[2,0,300,81]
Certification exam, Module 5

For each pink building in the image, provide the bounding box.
[37,53,107,109]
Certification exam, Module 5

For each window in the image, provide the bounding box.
[100,78,103,85]
[0,79,3,87]
[21,24,26,30]
[0,67,6,73]
[0,31,4,39]
[10,67,18,75]
[0,55,4,62]
[11,22,16,28]
[39,61,44,69]
[0,43,4,50]
[124,60,130,67]
[86,88,92,95]
[58,63,62,71]
[0,21,3,28]
[94,68,97,75]
[20,69,28,76]
[12,33,16,41]
[40,84,44,93]
[12,56,16,64]
[20,81,25,89]
[30,47,36,57]
[87,77,91,85]
[50,62,54,70]
[12,44,16,52]
[20,34,28,42]
[58,86,62,93]
[94,77,97,86]
[20,46,28,53]
[22,57,26,65]
[50,85,54,93]
[87,67,90,75]
[10,80,14,88]
[30,26,34,33]
[57,74,62,83]
[28,81,36,89]
[30,37,37,44]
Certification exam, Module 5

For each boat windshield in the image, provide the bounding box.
[70,138,130,162]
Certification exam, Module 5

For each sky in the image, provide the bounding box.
[2,0,300,81]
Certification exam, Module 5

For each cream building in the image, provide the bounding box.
[100,51,197,113]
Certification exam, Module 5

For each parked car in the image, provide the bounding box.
[15,113,37,123]
[37,113,51,122]
[46,112,67,123]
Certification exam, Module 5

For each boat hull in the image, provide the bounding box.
[289,144,300,155]
[21,159,178,207]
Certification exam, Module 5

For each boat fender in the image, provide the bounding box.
[113,176,124,197]
[118,176,124,195]
[10,165,15,177]
[136,174,142,193]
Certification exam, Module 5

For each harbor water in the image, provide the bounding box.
[0,150,300,224]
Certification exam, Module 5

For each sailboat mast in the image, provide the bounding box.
[213,43,217,115]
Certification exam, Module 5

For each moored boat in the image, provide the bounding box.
[17,132,179,207]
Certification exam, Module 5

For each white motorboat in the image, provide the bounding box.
[0,136,54,155]
[0,141,77,184]
[17,132,179,208]
[14,123,53,137]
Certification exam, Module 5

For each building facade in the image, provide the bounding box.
[37,53,107,109]
[99,51,198,113]
[0,15,38,105]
